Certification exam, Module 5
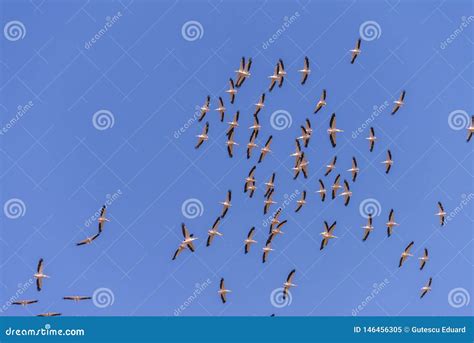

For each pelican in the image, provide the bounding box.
[195,121,209,149]
[215,97,225,122]
[264,172,276,197]
[314,89,327,114]
[367,127,376,152]
[12,300,38,306]
[399,241,414,267]
[218,278,232,304]
[277,59,286,87]
[268,63,280,92]
[76,233,100,246]
[305,118,313,135]
[244,227,257,254]
[207,217,223,247]
[249,113,261,139]
[350,38,361,64]
[435,201,446,226]
[290,139,302,160]
[295,191,306,213]
[271,220,287,236]
[467,115,474,142]
[419,248,429,270]
[299,56,311,85]
[339,180,352,206]
[247,130,258,159]
[98,205,110,233]
[226,78,237,104]
[172,223,198,260]
[236,57,252,87]
[198,95,210,122]
[362,214,374,241]
[325,156,337,176]
[264,189,276,215]
[244,166,256,197]
[63,296,92,302]
[331,174,341,199]
[34,258,49,291]
[391,90,406,115]
[298,125,310,148]
[347,157,359,182]
[328,113,343,147]
[226,128,238,158]
[258,135,273,163]
[382,150,393,174]
[298,154,309,179]
[283,269,296,300]
[320,221,337,250]
[254,93,265,115]
[386,209,399,237]
[262,234,274,263]
[420,277,432,299]
[316,179,326,202]
[37,312,61,317]
[220,190,232,218]
[270,208,282,227]
[227,111,240,132]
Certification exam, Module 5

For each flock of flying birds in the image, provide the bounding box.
[10,38,471,316]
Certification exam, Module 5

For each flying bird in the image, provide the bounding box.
[420,277,432,299]
[283,269,297,300]
[195,121,209,149]
[249,113,261,138]
[382,150,393,174]
[246,130,258,159]
[347,157,359,182]
[299,56,311,85]
[98,205,110,233]
[12,300,38,306]
[320,221,337,250]
[76,233,100,246]
[268,63,280,92]
[227,111,240,133]
[254,93,265,115]
[258,136,273,163]
[63,296,92,302]
[316,179,326,202]
[262,234,275,263]
[313,89,327,114]
[339,180,352,206]
[215,97,225,122]
[172,224,198,260]
[350,38,362,64]
[325,156,337,176]
[207,217,223,247]
[467,116,474,142]
[218,278,231,303]
[290,139,302,161]
[328,113,343,147]
[367,127,376,152]
[391,90,406,115]
[264,189,276,215]
[362,214,374,242]
[331,174,341,199]
[220,190,232,218]
[305,118,313,135]
[277,59,286,87]
[399,241,414,268]
[419,248,429,271]
[295,191,307,212]
[270,220,287,236]
[244,227,257,254]
[34,258,49,291]
[226,78,237,104]
[264,172,276,197]
[198,95,211,122]
[226,128,238,158]
[386,209,399,237]
[236,57,252,87]
[298,125,311,148]
[244,166,257,197]
[37,312,61,317]
[435,201,446,226]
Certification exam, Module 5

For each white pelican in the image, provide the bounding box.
[270,208,282,227]
[249,113,261,138]
[220,190,232,218]
[218,278,231,303]
[198,95,210,122]
[467,116,474,142]
[268,63,280,92]
[362,214,374,242]
[348,157,359,182]
[236,57,252,87]
[313,89,327,114]
[258,135,273,163]
[225,78,237,104]
[290,139,302,160]
[367,127,376,152]
[227,111,240,132]
[37,312,61,317]
[386,209,399,237]
[399,241,414,268]
[262,234,274,263]
[226,128,238,158]
[244,165,256,196]
[295,191,307,213]
[195,121,209,149]
[207,217,223,247]
[63,296,92,302]
[98,205,110,233]
[264,172,276,198]
[325,156,337,176]
[320,221,337,250]
[244,227,257,254]
[316,179,326,202]
[420,277,432,299]
[172,223,198,260]
[215,96,225,122]
[277,59,286,87]
[254,93,265,115]
[419,248,429,271]
[391,90,406,115]
[328,113,343,147]
[283,269,297,300]
[350,38,361,64]
[305,118,313,135]
[299,56,310,85]
[298,125,310,148]
[34,258,49,291]
[76,233,100,246]
[264,189,276,215]
[271,220,287,236]
[331,174,341,199]
[382,149,393,174]
[246,130,258,159]
[12,300,38,306]
[339,180,352,206]
[435,201,446,226]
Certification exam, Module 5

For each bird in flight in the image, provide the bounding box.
[98,205,110,233]
[270,219,287,236]
[244,227,257,254]
[235,57,252,87]
[350,38,362,64]
[264,189,276,215]
[290,139,302,162]
[467,116,474,142]
[386,209,399,237]
[435,201,446,226]
[12,300,38,306]
[172,223,198,260]
[34,258,49,291]
[399,241,414,268]
[254,93,265,116]
[325,156,337,176]
[277,59,286,87]
[226,128,238,158]
[63,296,92,302]
[320,221,337,250]
[244,165,256,197]
[420,277,432,299]
[249,113,261,138]
[313,89,327,114]
[283,269,297,300]
[328,113,343,147]
[218,278,232,303]
[227,111,240,133]
[362,214,374,242]
[391,90,406,115]
[258,135,273,163]
[331,174,341,199]
[262,234,275,263]
[316,179,326,202]
[367,127,376,152]
[215,97,225,122]
[76,232,100,246]
[299,56,311,85]
[419,248,429,271]
[220,190,232,218]
[246,130,258,159]
[339,180,352,206]
[298,125,311,148]
[268,63,280,92]
[347,157,359,182]
[207,217,223,247]
[195,121,209,149]
[295,191,307,213]
[382,149,393,174]
[226,78,237,104]
[198,95,210,122]
[269,208,282,228]
[264,172,276,198]
[37,312,61,317]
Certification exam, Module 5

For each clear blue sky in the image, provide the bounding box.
[0,0,472,317]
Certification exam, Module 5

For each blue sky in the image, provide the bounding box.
[0,0,473,317]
